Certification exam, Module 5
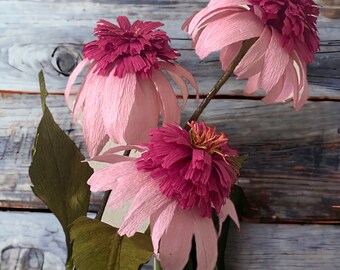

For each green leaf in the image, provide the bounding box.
[29,71,93,264]
[229,154,248,171]
[70,217,153,270]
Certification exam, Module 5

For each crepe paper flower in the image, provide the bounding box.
[88,122,241,270]
[65,16,198,157]
[183,0,320,110]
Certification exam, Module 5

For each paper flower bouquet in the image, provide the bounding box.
[29,0,320,269]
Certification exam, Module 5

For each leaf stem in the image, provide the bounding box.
[95,149,131,220]
[184,38,257,131]
[154,257,163,270]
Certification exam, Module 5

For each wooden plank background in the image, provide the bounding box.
[0,0,339,269]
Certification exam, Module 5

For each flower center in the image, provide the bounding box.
[249,0,319,63]
[136,123,239,218]
[83,16,180,78]
[188,121,228,158]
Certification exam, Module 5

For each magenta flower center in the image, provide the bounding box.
[83,16,180,79]
[136,123,239,218]
[249,0,319,63]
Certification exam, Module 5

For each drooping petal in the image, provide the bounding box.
[64,58,89,109]
[195,11,264,59]
[158,207,194,270]
[235,27,271,79]
[262,77,284,104]
[244,73,260,95]
[119,181,172,237]
[123,78,161,144]
[159,62,199,98]
[150,201,177,256]
[102,71,137,144]
[81,75,109,157]
[208,0,248,8]
[193,213,218,270]
[258,28,289,91]
[220,42,242,70]
[218,199,240,235]
[87,161,136,192]
[151,69,181,125]
[292,51,309,110]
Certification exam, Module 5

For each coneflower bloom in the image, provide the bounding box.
[65,16,198,157]
[88,122,242,270]
[183,0,320,110]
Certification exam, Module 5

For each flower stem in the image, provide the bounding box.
[184,38,257,131]
[95,149,131,220]
[154,257,163,270]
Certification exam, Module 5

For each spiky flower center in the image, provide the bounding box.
[136,123,239,217]
[188,121,228,158]
[249,0,319,63]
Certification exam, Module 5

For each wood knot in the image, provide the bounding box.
[51,46,83,76]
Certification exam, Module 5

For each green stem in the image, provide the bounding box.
[95,149,131,220]
[184,38,257,131]
[154,257,163,270]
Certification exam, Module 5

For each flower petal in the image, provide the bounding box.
[119,180,171,237]
[193,212,218,270]
[150,201,177,256]
[220,42,242,70]
[258,28,289,91]
[159,207,194,270]
[244,73,260,95]
[151,70,181,125]
[235,27,271,79]
[65,59,89,109]
[102,72,137,144]
[195,11,264,59]
[81,74,109,157]
[218,198,240,236]
[123,78,161,144]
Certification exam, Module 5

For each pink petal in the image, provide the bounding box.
[244,73,260,95]
[151,70,181,125]
[159,207,194,270]
[235,27,271,79]
[119,181,171,237]
[166,70,189,109]
[89,154,134,164]
[258,28,289,91]
[159,62,199,98]
[150,201,177,256]
[81,75,109,157]
[64,59,89,109]
[262,77,284,104]
[107,167,150,210]
[220,42,242,70]
[208,0,248,8]
[193,213,218,270]
[218,199,240,236]
[123,78,161,144]
[87,161,136,192]
[196,11,264,59]
[292,52,309,110]
[102,72,137,144]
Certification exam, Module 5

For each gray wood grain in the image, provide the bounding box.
[224,222,340,270]
[0,94,339,220]
[0,1,339,98]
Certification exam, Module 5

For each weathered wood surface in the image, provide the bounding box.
[0,1,339,98]
[1,94,339,220]
[0,212,339,270]
[224,222,340,270]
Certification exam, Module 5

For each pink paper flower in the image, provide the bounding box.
[65,16,198,157]
[183,0,319,110]
[88,122,241,270]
